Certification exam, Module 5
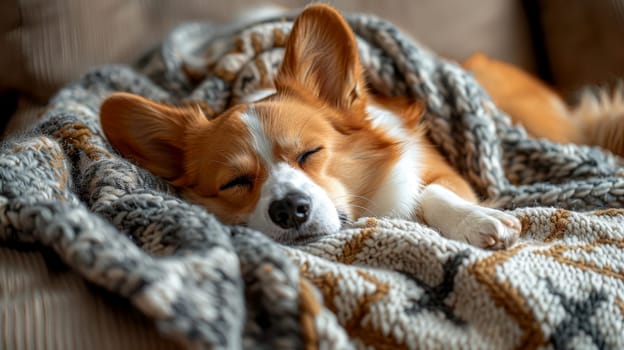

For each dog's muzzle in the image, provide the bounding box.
[268,191,311,229]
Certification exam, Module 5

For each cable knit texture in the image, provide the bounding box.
[1,11,624,349]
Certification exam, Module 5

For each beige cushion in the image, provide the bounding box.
[0,247,181,350]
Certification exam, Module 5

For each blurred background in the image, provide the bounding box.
[1,0,623,137]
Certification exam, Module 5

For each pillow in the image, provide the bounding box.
[0,247,180,349]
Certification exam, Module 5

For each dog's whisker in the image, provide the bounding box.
[334,194,377,207]
[347,204,377,218]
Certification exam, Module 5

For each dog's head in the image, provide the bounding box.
[100,4,403,243]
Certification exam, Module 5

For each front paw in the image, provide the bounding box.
[460,206,521,250]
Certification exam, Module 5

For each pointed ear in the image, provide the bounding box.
[276,4,365,110]
[100,92,207,182]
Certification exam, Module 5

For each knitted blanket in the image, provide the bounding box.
[2,10,624,349]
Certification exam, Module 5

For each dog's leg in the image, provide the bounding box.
[417,133,521,249]
[419,183,521,249]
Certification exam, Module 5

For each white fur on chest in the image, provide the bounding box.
[365,105,422,219]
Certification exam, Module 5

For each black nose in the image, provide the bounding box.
[268,192,311,229]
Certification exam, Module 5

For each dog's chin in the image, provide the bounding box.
[258,221,341,245]
[247,209,350,245]
[274,231,327,245]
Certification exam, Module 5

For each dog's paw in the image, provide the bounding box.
[461,206,521,250]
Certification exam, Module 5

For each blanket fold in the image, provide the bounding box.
[1,11,624,349]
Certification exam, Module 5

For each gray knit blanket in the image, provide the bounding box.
[2,11,624,349]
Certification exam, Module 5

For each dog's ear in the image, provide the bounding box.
[100,92,207,182]
[276,4,365,111]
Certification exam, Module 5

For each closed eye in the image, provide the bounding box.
[297,146,323,166]
[219,175,253,191]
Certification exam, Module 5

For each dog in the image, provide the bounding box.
[99,4,622,249]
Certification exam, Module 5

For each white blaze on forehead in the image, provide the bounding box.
[239,107,274,165]
[239,89,276,103]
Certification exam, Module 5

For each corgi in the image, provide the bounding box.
[99,4,622,249]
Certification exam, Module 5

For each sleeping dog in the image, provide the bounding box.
[100,4,623,249]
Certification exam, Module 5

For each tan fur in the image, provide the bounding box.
[276,4,365,113]
[421,146,478,203]
[571,85,624,155]
[100,93,208,181]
